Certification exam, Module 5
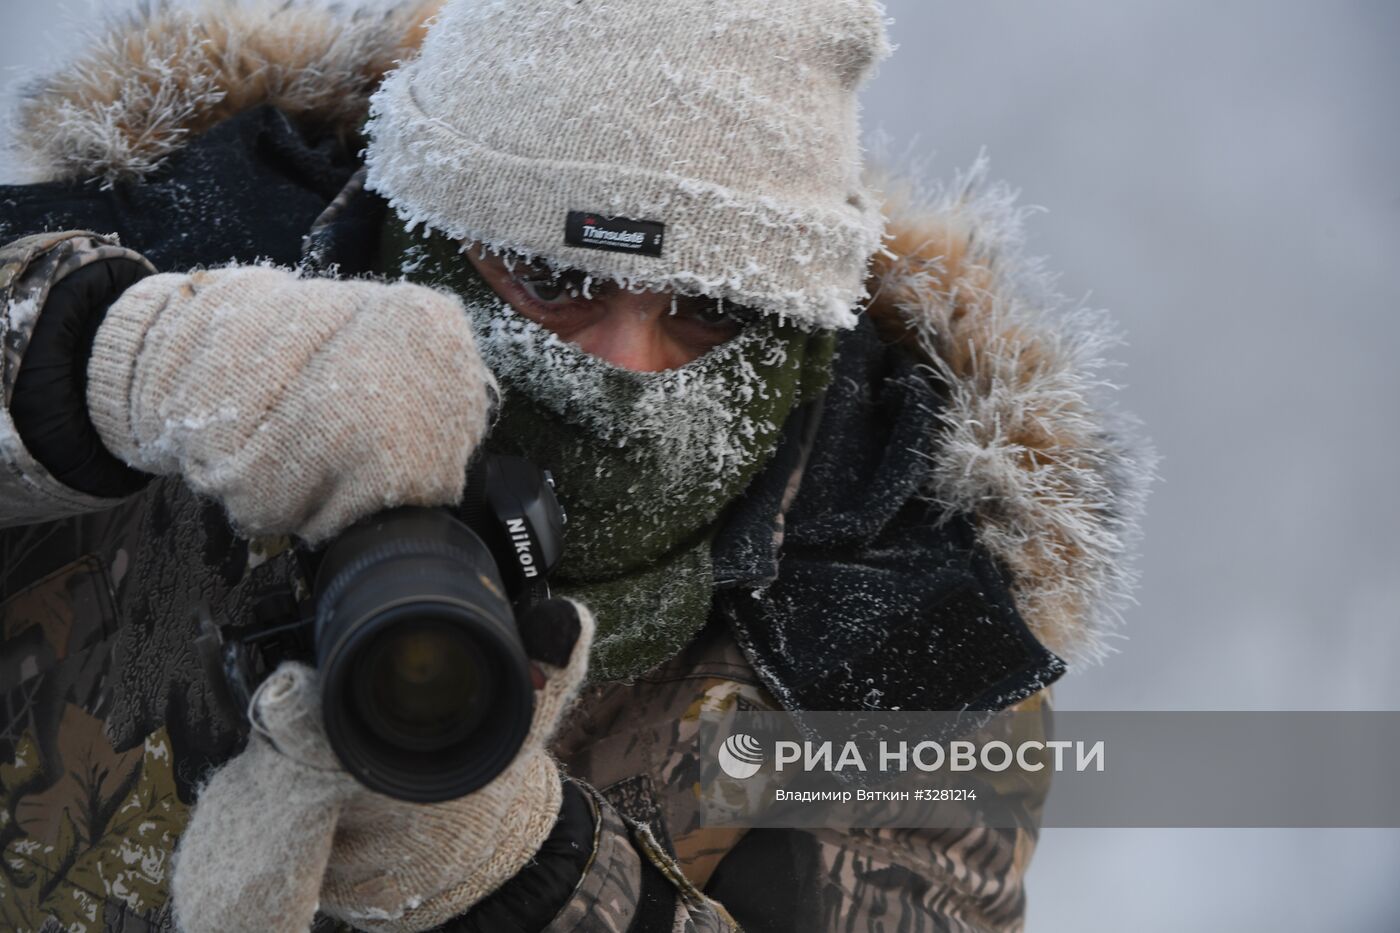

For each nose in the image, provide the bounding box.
[574,291,689,372]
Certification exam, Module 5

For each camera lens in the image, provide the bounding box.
[353,620,495,752]
[314,508,534,802]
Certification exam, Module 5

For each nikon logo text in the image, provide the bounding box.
[506,518,539,579]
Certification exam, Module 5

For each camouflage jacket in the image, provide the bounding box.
[0,4,1152,931]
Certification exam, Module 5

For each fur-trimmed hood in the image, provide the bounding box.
[5,0,1154,667]
[8,0,444,186]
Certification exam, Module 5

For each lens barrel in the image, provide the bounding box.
[314,508,534,802]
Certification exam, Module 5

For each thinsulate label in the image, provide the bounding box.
[565,211,666,257]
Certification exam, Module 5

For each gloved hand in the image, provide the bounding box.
[170,599,594,933]
[86,264,494,543]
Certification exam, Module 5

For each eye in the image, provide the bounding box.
[675,297,752,331]
[512,265,600,308]
[519,276,571,304]
[688,303,732,326]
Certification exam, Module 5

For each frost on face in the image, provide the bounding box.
[468,296,786,501]
[459,289,820,582]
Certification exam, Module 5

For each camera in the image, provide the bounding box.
[196,454,566,802]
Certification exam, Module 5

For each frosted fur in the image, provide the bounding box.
[363,0,889,329]
[867,156,1158,665]
[7,0,442,186]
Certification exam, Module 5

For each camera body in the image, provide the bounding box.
[197,454,566,802]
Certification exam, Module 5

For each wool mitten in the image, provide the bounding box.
[86,265,494,543]
[170,601,594,933]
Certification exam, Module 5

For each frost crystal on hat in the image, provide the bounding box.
[364,0,890,330]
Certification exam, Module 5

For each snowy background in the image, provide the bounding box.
[3,1,1399,930]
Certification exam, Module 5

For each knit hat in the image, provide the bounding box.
[363,0,891,330]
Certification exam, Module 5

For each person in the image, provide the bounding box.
[0,1,1153,931]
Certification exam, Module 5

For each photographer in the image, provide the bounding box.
[0,1,1151,931]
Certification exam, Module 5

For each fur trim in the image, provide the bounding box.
[10,0,443,186]
[866,156,1157,665]
[8,2,1154,663]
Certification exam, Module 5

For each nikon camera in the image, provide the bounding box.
[197,454,567,803]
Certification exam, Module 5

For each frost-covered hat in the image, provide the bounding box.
[364,0,891,330]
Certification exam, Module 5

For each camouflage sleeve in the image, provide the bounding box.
[565,759,1043,933]
[544,780,743,933]
[702,695,1055,933]
[703,822,1038,933]
[0,231,155,527]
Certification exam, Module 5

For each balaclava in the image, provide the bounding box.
[365,0,889,680]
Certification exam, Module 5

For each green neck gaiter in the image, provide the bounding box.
[380,222,833,680]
